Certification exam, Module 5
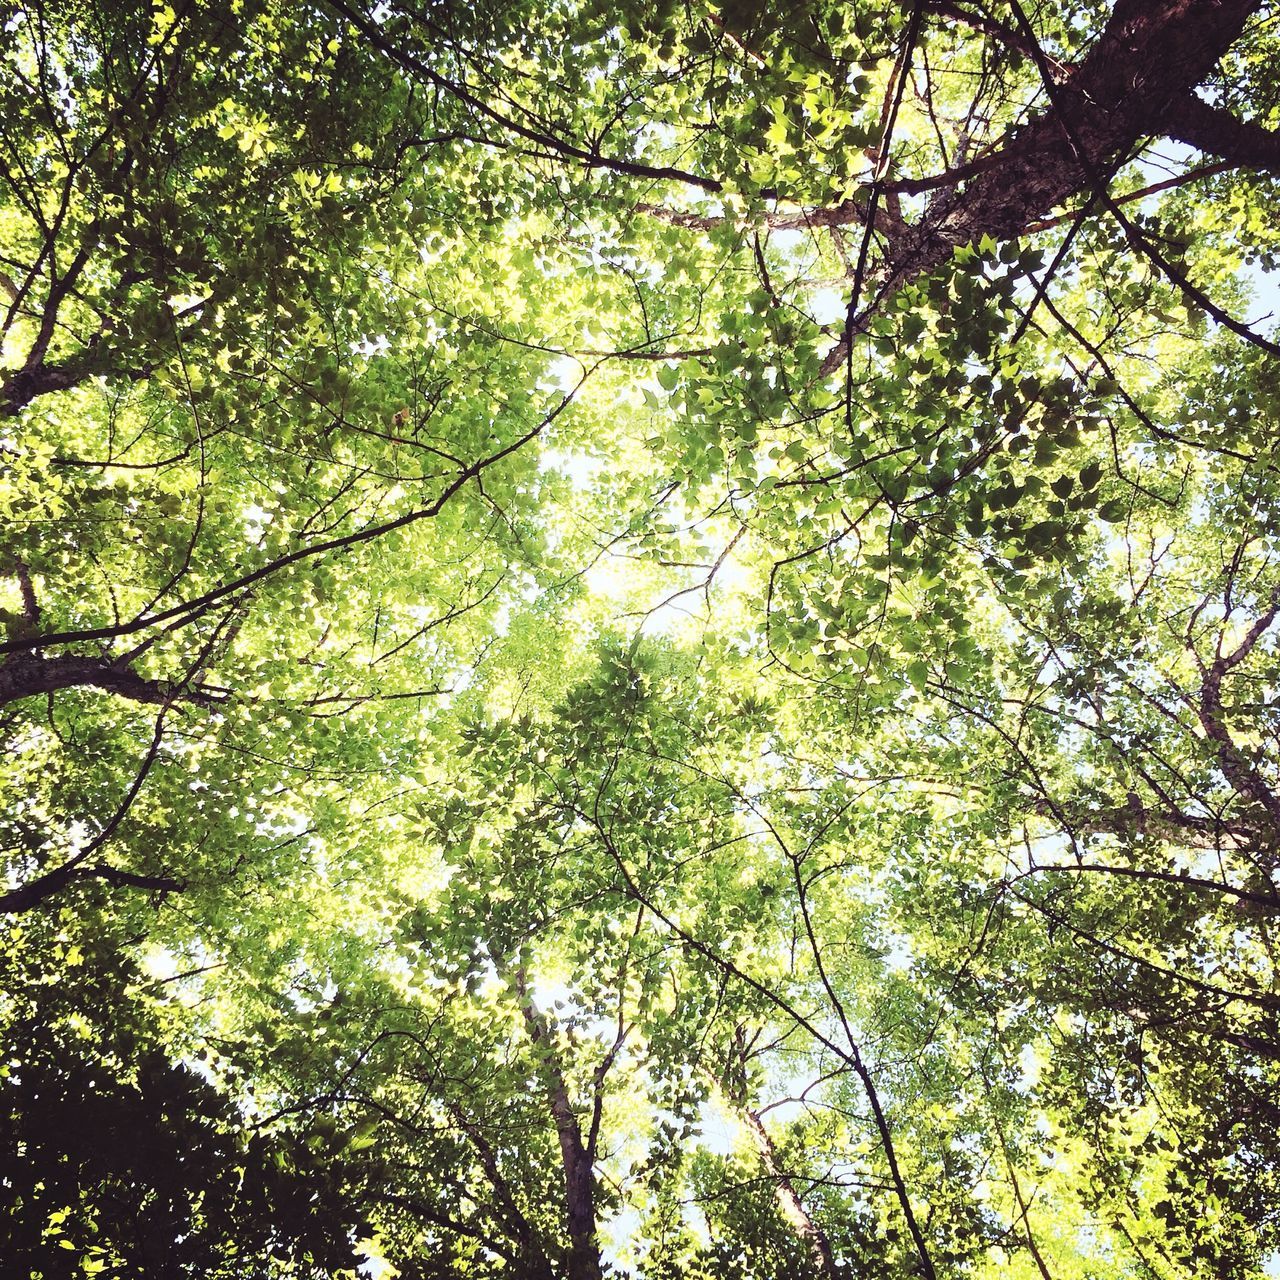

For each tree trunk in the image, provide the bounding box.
[823,0,1264,371]
[740,1107,840,1280]
[510,969,603,1280]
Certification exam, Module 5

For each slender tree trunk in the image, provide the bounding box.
[739,1107,840,1280]
[510,968,603,1280]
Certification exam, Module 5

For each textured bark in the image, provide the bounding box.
[823,0,1264,370]
[1019,859,1280,912]
[931,0,1257,243]
[0,653,209,709]
[1197,701,1280,831]
[1196,587,1280,832]
[0,346,152,418]
[1,355,97,417]
[928,0,1067,70]
[1198,676,1280,834]
[637,195,891,234]
[1215,1029,1280,1061]
[1166,93,1280,173]
[1035,798,1264,852]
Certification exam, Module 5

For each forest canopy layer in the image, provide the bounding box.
[3,1,1280,1277]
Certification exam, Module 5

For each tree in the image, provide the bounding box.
[3,0,1280,1276]
[0,907,368,1277]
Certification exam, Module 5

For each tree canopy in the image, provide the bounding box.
[3,0,1280,1276]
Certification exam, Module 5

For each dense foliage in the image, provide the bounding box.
[3,0,1280,1276]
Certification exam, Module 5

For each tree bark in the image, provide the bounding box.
[1032,798,1265,853]
[0,862,183,913]
[1,354,98,417]
[740,1106,840,1280]
[1166,93,1280,173]
[511,970,603,1280]
[823,0,1264,370]
[0,653,211,709]
[932,0,1259,243]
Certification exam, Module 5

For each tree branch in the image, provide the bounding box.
[1166,93,1280,173]
[0,652,214,709]
[822,0,1264,373]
